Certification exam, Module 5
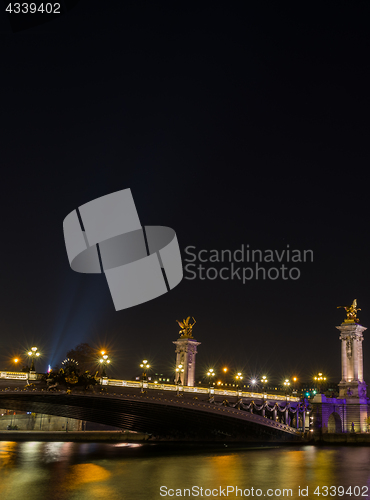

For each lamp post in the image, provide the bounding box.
[314,373,327,394]
[207,368,215,387]
[235,372,243,394]
[27,347,40,372]
[283,378,291,398]
[261,375,268,390]
[175,364,184,395]
[291,376,299,397]
[99,351,110,378]
[223,367,228,386]
[207,368,215,400]
[140,359,150,392]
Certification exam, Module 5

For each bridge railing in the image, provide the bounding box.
[0,372,299,402]
[0,371,28,380]
[105,379,299,401]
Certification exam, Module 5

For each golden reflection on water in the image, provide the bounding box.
[1,443,370,500]
[0,442,17,469]
[65,463,111,486]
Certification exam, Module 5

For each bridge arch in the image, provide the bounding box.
[0,391,301,441]
[328,411,342,433]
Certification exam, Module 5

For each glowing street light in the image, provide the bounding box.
[27,347,40,372]
[175,364,184,395]
[314,372,327,394]
[261,375,268,385]
[140,360,150,380]
[235,372,243,392]
[140,359,150,393]
[283,378,291,397]
[207,368,215,387]
[99,352,110,377]
[175,364,184,384]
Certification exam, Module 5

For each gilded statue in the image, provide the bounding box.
[337,299,361,323]
[176,316,196,338]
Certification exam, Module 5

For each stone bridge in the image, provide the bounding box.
[0,379,306,441]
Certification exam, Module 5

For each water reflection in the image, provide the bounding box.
[0,442,370,500]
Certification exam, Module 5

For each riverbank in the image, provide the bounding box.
[3,430,370,446]
[312,432,370,444]
[0,430,150,442]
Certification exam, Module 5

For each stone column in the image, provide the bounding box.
[341,339,347,382]
[173,337,201,387]
[358,339,364,382]
[336,323,367,399]
[354,337,360,380]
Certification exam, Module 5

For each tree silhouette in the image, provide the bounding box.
[66,343,96,372]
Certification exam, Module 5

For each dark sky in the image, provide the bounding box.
[1,1,370,386]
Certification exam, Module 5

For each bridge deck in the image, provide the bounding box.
[0,379,303,441]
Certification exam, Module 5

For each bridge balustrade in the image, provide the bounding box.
[0,372,28,380]
[0,372,299,402]
[105,379,299,401]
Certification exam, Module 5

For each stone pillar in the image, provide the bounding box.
[337,323,367,399]
[173,337,201,387]
[341,340,347,381]
[285,408,289,424]
[302,409,306,431]
[273,408,277,421]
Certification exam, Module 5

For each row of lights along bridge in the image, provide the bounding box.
[11,349,328,396]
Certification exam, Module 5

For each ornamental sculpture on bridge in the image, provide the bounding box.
[337,299,361,324]
[176,317,196,338]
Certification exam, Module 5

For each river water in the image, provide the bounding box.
[0,442,370,500]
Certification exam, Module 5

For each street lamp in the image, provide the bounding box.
[140,360,150,381]
[283,378,290,398]
[314,372,327,394]
[261,375,268,398]
[292,376,298,394]
[207,368,215,387]
[207,368,215,402]
[27,347,40,372]
[235,372,243,392]
[175,364,184,395]
[99,352,110,377]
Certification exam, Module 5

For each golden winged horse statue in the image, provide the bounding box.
[176,317,196,338]
[337,299,361,323]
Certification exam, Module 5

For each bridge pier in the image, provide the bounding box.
[312,394,369,433]
[310,317,369,434]
[173,337,201,387]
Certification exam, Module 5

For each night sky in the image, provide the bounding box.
[1,1,370,386]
